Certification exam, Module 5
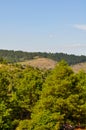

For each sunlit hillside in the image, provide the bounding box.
[19,57,86,72]
[72,62,86,73]
[20,58,57,69]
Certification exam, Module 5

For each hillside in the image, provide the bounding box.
[72,62,86,73]
[20,58,57,69]
[19,57,86,72]
[0,49,86,65]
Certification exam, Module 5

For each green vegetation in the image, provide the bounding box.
[0,49,86,64]
[0,60,86,130]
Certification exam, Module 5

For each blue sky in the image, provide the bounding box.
[0,0,86,55]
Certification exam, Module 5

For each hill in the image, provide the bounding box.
[0,49,86,65]
[72,62,86,73]
[19,57,86,72]
[20,58,57,69]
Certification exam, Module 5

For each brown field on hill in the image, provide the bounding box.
[19,58,86,72]
[72,62,86,73]
[20,58,57,69]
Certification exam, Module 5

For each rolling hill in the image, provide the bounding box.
[72,62,86,73]
[19,57,86,72]
[0,49,86,65]
[20,58,57,69]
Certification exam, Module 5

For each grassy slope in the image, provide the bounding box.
[20,58,57,69]
[71,62,86,73]
[19,58,86,72]
[1,57,85,72]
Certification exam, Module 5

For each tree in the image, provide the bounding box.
[23,61,86,130]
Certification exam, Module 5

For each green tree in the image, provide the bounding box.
[23,61,86,130]
[0,68,13,130]
[8,67,47,129]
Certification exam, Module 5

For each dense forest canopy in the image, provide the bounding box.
[0,60,86,130]
[0,49,86,65]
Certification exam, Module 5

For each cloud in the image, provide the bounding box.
[48,34,56,39]
[74,24,86,31]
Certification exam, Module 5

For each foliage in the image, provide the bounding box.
[26,61,86,130]
[0,49,86,64]
[0,60,86,130]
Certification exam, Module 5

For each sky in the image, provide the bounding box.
[0,0,86,55]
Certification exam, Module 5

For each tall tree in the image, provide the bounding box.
[22,61,86,130]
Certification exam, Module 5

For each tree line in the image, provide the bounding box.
[0,60,86,130]
[0,49,86,64]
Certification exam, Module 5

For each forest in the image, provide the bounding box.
[0,49,86,65]
[0,59,86,130]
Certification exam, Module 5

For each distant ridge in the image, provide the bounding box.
[0,49,86,65]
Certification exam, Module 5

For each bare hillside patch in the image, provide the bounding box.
[20,58,57,69]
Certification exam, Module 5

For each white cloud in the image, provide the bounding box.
[74,24,86,31]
